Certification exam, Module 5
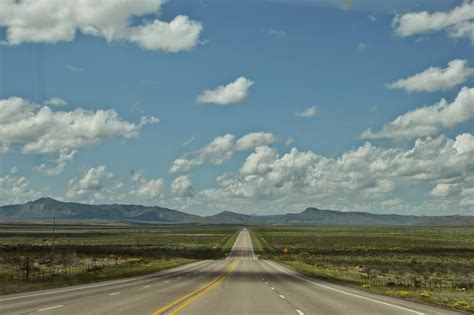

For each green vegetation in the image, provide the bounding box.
[221,231,239,252]
[250,231,273,254]
[251,226,474,312]
[0,223,237,294]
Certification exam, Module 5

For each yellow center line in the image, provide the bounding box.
[152,260,238,315]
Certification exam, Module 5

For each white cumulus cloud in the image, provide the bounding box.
[460,187,474,207]
[0,0,203,52]
[360,87,474,140]
[196,77,254,105]
[45,97,68,106]
[66,166,114,201]
[130,178,165,200]
[193,133,474,214]
[295,106,318,118]
[431,183,457,197]
[33,149,77,176]
[0,96,158,174]
[0,167,38,204]
[129,170,166,200]
[386,59,474,92]
[171,175,193,197]
[392,1,474,44]
[170,132,276,173]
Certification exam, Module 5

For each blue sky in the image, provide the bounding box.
[0,0,473,215]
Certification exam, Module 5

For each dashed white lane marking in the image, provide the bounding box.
[109,292,120,296]
[271,287,275,290]
[38,305,63,312]
[296,310,304,315]
[143,285,151,288]
[279,294,286,299]
[265,261,424,315]
[265,282,269,285]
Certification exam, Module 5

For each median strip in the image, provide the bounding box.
[152,260,238,315]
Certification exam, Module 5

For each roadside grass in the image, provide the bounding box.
[251,226,474,312]
[249,231,273,255]
[0,258,194,295]
[0,224,238,295]
[221,231,239,252]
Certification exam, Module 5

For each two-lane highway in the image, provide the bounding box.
[0,229,459,314]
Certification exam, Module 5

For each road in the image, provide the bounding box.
[0,229,459,314]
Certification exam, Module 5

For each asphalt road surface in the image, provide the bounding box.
[0,229,460,314]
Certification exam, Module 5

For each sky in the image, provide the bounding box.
[0,0,473,216]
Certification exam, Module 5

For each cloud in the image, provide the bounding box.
[170,134,235,173]
[453,133,474,154]
[381,198,402,207]
[127,15,203,52]
[0,167,38,204]
[171,175,193,197]
[240,146,278,176]
[295,106,318,118]
[386,59,474,93]
[0,0,203,52]
[460,187,474,206]
[193,133,474,214]
[265,28,286,38]
[129,171,166,200]
[130,178,165,200]
[357,42,368,50]
[431,183,456,197]
[33,149,77,176]
[45,97,68,106]
[392,1,474,44]
[196,77,254,105]
[66,166,114,201]
[0,96,158,174]
[360,87,474,140]
[64,64,84,72]
[183,136,196,146]
[368,15,376,22]
[235,132,277,151]
[170,132,276,173]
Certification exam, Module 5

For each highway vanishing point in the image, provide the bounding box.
[0,229,460,314]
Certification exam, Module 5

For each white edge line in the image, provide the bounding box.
[143,285,151,288]
[265,260,424,315]
[296,310,304,315]
[37,305,63,312]
[109,292,120,296]
[0,260,210,302]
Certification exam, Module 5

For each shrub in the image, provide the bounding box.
[452,301,470,310]
[385,290,413,297]
[418,291,432,299]
[361,283,371,289]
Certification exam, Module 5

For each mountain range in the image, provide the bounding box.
[0,197,473,226]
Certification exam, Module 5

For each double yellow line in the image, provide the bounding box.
[152,260,238,315]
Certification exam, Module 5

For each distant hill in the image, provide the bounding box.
[0,197,199,222]
[0,198,473,226]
